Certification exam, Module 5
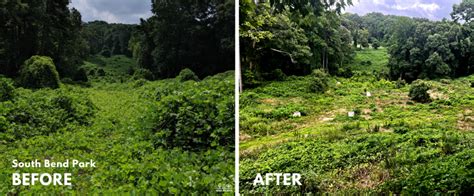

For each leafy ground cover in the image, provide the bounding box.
[240,49,474,194]
[0,56,234,194]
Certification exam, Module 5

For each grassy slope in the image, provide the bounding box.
[239,49,474,194]
[0,56,234,194]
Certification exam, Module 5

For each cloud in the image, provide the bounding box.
[345,0,462,20]
[69,0,152,24]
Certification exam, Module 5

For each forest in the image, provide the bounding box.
[0,0,234,194]
[240,0,473,194]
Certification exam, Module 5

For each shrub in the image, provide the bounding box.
[409,81,431,103]
[396,78,407,88]
[133,68,154,80]
[19,55,60,89]
[269,69,287,81]
[243,69,261,88]
[308,69,329,93]
[470,80,474,88]
[0,77,15,102]
[152,72,234,150]
[73,67,88,82]
[178,68,199,82]
[0,89,96,141]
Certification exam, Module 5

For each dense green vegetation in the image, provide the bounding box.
[0,0,87,78]
[82,21,135,57]
[0,56,235,194]
[130,0,234,78]
[240,0,354,84]
[0,0,234,194]
[240,49,474,194]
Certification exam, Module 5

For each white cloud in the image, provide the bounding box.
[69,0,151,24]
[392,2,440,12]
[373,0,386,5]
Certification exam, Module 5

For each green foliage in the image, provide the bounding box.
[0,76,15,102]
[82,21,135,57]
[243,70,261,88]
[240,1,354,83]
[0,89,96,141]
[132,0,234,78]
[308,69,329,93]
[336,67,354,78]
[0,3,87,78]
[240,47,474,194]
[0,71,234,194]
[178,68,199,82]
[409,81,431,103]
[19,56,60,89]
[387,14,473,81]
[133,68,154,81]
[152,72,234,150]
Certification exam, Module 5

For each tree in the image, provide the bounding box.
[132,0,234,79]
[359,29,369,48]
[0,0,87,78]
[451,0,474,23]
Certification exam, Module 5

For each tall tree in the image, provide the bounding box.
[131,0,234,79]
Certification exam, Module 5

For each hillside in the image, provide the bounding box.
[240,49,474,194]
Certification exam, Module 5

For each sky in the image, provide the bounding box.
[345,0,463,20]
[69,0,152,24]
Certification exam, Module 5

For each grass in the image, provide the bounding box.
[239,48,474,194]
[351,47,389,73]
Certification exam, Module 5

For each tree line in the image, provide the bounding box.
[0,0,234,81]
[241,0,474,86]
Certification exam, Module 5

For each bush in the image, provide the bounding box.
[178,68,199,82]
[152,72,234,150]
[269,69,287,81]
[0,77,15,102]
[470,80,474,88]
[308,69,329,93]
[0,89,96,141]
[409,81,431,103]
[19,56,60,89]
[73,67,88,82]
[396,78,407,88]
[133,68,154,80]
[243,69,261,88]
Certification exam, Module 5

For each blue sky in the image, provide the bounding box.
[345,0,463,20]
[70,0,152,24]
